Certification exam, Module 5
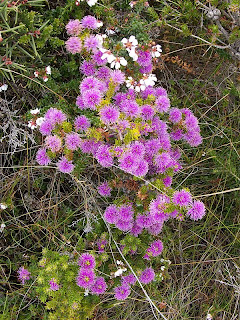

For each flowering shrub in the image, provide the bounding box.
[17,10,207,320]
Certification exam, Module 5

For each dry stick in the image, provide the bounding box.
[195,187,240,198]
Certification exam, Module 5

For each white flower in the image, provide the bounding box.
[110,56,127,69]
[140,73,157,88]
[30,108,40,115]
[97,20,103,28]
[129,1,136,8]
[0,203,7,210]
[105,28,116,36]
[28,121,37,130]
[87,0,98,6]
[96,34,106,48]
[121,35,138,50]
[114,268,127,277]
[84,289,89,296]
[116,260,124,265]
[160,266,165,271]
[100,49,115,63]
[126,77,135,89]
[43,76,48,82]
[128,48,138,61]
[36,117,45,126]
[151,45,162,58]
[34,71,39,78]
[0,223,6,232]
[206,314,213,320]
[45,66,51,75]
[0,84,8,92]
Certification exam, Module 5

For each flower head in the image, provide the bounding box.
[76,268,95,288]
[100,105,120,124]
[65,133,81,150]
[104,205,119,224]
[81,16,98,29]
[36,148,51,166]
[114,285,131,300]
[49,278,60,291]
[17,267,30,284]
[45,135,62,152]
[186,201,206,221]
[66,37,82,54]
[172,190,192,207]
[139,267,155,284]
[78,253,96,269]
[98,182,112,197]
[57,157,75,173]
[96,145,113,167]
[66,19,82,36]
[74,115,91,132]
[91,277,107,295]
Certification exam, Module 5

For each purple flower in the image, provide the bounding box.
[65,133,81,150]
[116,219,133,232]
[119,151,140,173]
[93,50,107,66]
[39,120,53,136]
[139,267,155,284]
[121,100,140,118]
[98,182,112,197]
[96,145,113,167]
[155,87,168,97]
[80,61,96,76]
[111,70,125,84]
[45,108,67,125]
[66,19,82,36]
[163,176,172,187]
[146,240,163,258]
[137,50,152,67]
[76,96,86,109]
[149,194,170,222]
[80,76,103,93]
[155,96,170,113]
[74,115,91,132]
[139,63,153,74]
[186,201,206,221]
[118,204,134,222]
[81,16,98,29]
[97,238,107,253]
[184,130,202,147]
[57,157,75,173]
[104,205,119,224]
[82,89,102,110]
[97,66,111,81]
[145,139,161,156]
[45,135,62,152]
[78,253,96,269]
[130,141,145,158]
[100,105,120,124]
[91,277,107,295]
[49,278,60,291]
[66,37,82,54]
[132,160,149,177]
[136,213,152,228]
[114,285,131,300]
[147,222,163,236]
[171,129,183,141]
[17,267,30,284]
[84,35,99,52]
[36,148,51,166]
[141,104,155,120]
[130,223,143,237]
[173,190,192,207]
[154,152,172,173]
[121,274,136,286]
[141,87,156,100]
[169,108,182,123]
[76,268,95,289]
